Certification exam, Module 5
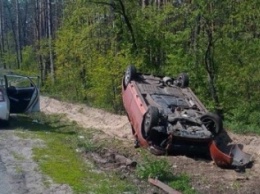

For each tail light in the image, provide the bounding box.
[0,89,4,102]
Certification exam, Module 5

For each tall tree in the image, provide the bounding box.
[47,0,54,83]
[15,0,22,68]
[0,0,5,68]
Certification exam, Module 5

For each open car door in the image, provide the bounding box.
[4,74,40,113]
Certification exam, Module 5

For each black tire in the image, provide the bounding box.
[124,65,136,87]
[143,106,159,137]
[175,73,189,88]
[201,112,223,136]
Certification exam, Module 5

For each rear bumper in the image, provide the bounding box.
[209,140,253,169]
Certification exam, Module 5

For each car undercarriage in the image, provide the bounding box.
[122,65,253,170]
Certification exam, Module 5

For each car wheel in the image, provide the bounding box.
[163,76,173,85]
[143,106,159,137]
[124,65,136,87]
[201,112,223,136]
[175,73,189,88]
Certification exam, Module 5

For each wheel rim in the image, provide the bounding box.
[124,69,131,85]
[144,112,152,133]
[177,75,183,86]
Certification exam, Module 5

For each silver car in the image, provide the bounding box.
[0,74,40,126]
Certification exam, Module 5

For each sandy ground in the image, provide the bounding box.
[40,96,133,140]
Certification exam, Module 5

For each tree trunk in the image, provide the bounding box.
[205,26,219,108]
[0,0,5,68]
[39,0,47,82]
[118,0,137,52]
[35,0,44,84]
[15,0,22,68]
[47,0,54,83]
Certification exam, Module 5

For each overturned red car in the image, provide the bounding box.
[122,65,253,170]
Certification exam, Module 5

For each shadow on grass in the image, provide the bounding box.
[4,114,77,136]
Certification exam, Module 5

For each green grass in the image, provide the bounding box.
[225,121,260,135]
[33,133,88,192]
[12,113,136,194]
[168,174,197,194]
[136,156,173,181]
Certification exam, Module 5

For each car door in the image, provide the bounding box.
[4,74,40,113]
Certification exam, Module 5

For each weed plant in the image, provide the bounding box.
[136,154,196,194]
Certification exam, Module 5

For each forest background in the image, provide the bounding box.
[0,0,259,134]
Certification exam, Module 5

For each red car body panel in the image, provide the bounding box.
[209,140,233,167]
[122,82,148,147]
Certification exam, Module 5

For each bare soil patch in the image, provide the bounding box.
[41,96,260,194]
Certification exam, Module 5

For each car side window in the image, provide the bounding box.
[7,76,33,88]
